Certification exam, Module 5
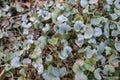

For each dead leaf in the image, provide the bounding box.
[37,0,44,7]
[112,63,119,68]
[22,2,31,8]
[59,0,64,3]
[1,20,10,28]
[0,69,6,78]
[7,31,15,38]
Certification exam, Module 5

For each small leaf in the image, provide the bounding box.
[94,27,102,37]
[57,15,68,22]
[16,5,24,12]
[48,37,58,46]
[22,58,31,65]
[115,41,120,52]
[42,24,50,33]
[97,42,105,54]
[21,22,32,29]
[22,14,28,22]
[75,72,88,80]
[3,53,15,62]
[56,3,64,10]
[114,8,120,16]
[11,56,21,68]
[94,68,102,80]
[33,63,44,75]
[104,22,109,38]
[111,30,120,36]
[110,13,118,20]
[74,21,84,32]
[73,63,82,73]
[114,0,120,9]
[5,64,12,71]
[46,54,53,62]
[90,17,102,25]
[0,30,3,38]
[106,0,113,4]
[60,67,66,77]
[108,54,119,65]
[84,58,96,72]
[42,73,60,80]
[84,25,94,39]
[59,23,71,34]
[103,65,115,75]
[80,0,88,8]
[117,21,120,31]
[0,52,4,59]
[105,46,111,55]
[89,0,98,4]
[75,34,84,46]
[84,63,95,72]
[19,68,27,77]
[51,67,60,77]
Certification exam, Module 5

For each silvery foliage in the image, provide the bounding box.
[58,46,72,60]
[74,21,84,32]
[94,27,102,37]
[56,3,64,10]
[57,15,68,22]
[80,0,98,8]
[42,65,66,80]
[80,0,88,8]
[11,57,21,68]
[1,0,120,79]
[114,0,120,9]
[33,63,44,75]
[22,58,31,65]
[106,0,114,5]
[55,23,72,35]
[21,14,32,28]
[75,72,88,80]
[75,34,84,46]
[37,9,51,20]
[84,25,94,39]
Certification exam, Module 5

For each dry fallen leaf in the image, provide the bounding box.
[22,2,31,8]
[59,0,64,3]
[112,63,119,68]
[1,20,10,28]
[37,0,44,7]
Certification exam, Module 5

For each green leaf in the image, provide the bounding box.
[48,37,58,46]
[19,68,27,77]
[104,22,109,38]
[60,67,66,77]
[84,25,94,39]
[94,68,102,80]
[97,42,105,54]
[84,58,96,72]
[51,67,60,77]
[103,65,115,75]
[115,41,120,52]
[3,53,15,62]
[75,72,88,80]
[16,5,24,12]
[90,17,102,25]
[5,64,12,71]
[17,77,25,80]
[84,63,95,72]
[0,52,4,60]
[73,63,82,73]
[114,8,120,16]
[0,30,3,39]
[108,54,119,65]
